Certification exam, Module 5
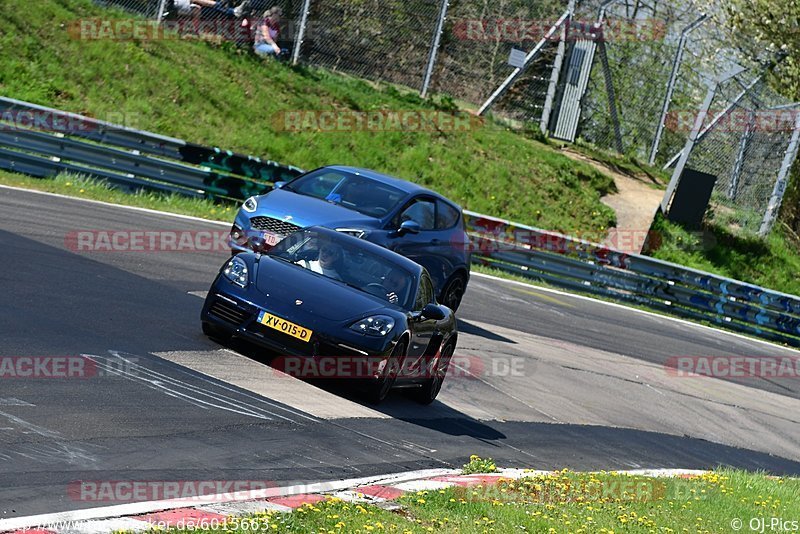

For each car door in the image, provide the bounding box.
[405,271,439,374]
[387,196,450,289]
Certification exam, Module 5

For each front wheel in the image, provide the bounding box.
[441,275,467,312]
[409,342,454,405]
[364,342,405,404]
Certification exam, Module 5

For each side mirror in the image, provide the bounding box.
[398,220,421,236]
[273,181,288,190]
[420,303,446,321]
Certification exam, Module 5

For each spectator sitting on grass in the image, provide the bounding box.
[254,6,283,57]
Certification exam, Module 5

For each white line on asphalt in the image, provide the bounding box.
[471,272,800,355]
[0,410,61,439]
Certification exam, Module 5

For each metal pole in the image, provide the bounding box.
[649,14,707,165]
[291,0,313,66]
[540,0,576,134]
[759,111,800,236]
[597,39,623,153]
[478,10,570,116]
[728,108,755,200]
[421,0,449,98]
[156,0,168,22]
[660,79,717,213]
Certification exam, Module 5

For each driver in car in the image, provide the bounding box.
[298,240,346,281]
[383,268,410,305]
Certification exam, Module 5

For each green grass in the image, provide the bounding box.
[0,170,239,221]
[155,470,799,533]
[0,0,618,235]
[647,214,800,297]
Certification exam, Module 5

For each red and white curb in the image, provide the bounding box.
[0,468,709,533]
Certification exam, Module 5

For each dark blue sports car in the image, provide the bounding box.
[229,165,471,311]
[202,227,458,404]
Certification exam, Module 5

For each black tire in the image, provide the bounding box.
[365,342,405,404]
[410,342,454,405]
[441,274,467,312]
[202,322,231,342]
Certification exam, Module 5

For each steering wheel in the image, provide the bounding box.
[364,283,388,298]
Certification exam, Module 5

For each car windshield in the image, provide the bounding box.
[283,169,407,218]
[269,229,416,309]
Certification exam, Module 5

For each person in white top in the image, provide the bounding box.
[298,242,345,281]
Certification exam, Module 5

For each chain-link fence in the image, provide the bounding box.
[79,0,800,238]
[676,77,800,235]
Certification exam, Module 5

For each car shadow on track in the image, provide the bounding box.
[457,319,517,344]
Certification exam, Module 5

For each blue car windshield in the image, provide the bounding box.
[283,170,406,218]
[269,230,416,309]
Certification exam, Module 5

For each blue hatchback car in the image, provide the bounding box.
[229,165,471,311]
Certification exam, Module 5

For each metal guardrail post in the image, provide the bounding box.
[759,111,800,236]
[421,0,449,99]
[477,10,571,116]
[649,14,707,166]
[291,0,313,66]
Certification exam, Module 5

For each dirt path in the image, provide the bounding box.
[561,148,665,253]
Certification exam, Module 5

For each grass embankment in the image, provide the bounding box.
[0,0,617,235]
[156,468,799,533]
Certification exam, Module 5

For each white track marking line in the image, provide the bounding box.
[0,184,231,226]
[471,272,800,354]
[0,410,61,439]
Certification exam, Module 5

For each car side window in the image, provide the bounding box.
[396,198,435,230]
[414,272,435,311]
[436,200,460,229]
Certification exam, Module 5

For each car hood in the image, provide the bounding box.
[255,189,380,228]
[254,256,389,321]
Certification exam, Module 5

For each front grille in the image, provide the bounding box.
[209,299,249,325]
[249,216,301,236]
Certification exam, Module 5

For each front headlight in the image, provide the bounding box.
[350,315,395,336]
[223,256,249,287]
[242,196,258,213]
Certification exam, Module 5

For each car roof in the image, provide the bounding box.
[323,165,451,202]
[306,226,424,275]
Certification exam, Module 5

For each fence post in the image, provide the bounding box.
[156,0,168,22]
[478,10,571,116]
[597,39,623,153]
[649,14,707,166]
[727,107,755,200]
[540,0,576,134]
[421,0,449,98]
[291,0,313,66]
[759,111,800,236]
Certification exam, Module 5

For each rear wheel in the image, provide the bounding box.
[365,341,405,404]
[410,342,454,405]
[441,274,467,312]
[202,322,231,343]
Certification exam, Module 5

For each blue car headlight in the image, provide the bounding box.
[242,196,258,213]
[350,315,395,336]
[222,256,249,287]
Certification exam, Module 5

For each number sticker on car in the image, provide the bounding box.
[257,311,313,342]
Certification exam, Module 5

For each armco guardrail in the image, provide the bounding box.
[464,211,800,347]
[1,97,799,347]
[0,97,303,200]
